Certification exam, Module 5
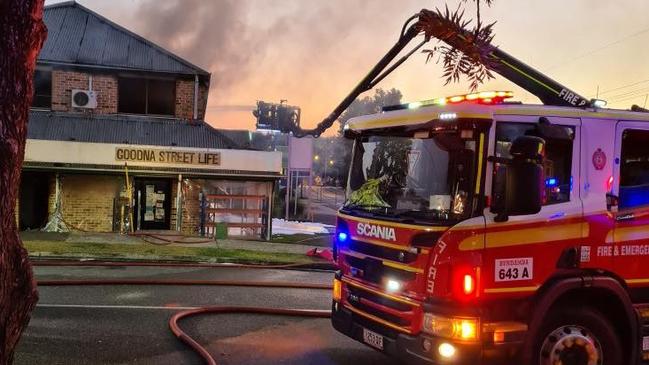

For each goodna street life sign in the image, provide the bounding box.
[24,140,282,173]
[115,147,220,166]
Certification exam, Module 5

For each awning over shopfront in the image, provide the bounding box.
[25,111,283,178]
[25,139,282,178]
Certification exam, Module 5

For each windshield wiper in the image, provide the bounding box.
[342,203,390,217]
[344,203,390,211]
[395,209,457,224]
[342,204,421,224]
[394,209,432,217]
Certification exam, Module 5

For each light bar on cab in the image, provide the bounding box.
[384,91,514,112]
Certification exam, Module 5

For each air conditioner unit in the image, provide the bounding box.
[71,89,97,109]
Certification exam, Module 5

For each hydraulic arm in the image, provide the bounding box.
[289,9,592,137]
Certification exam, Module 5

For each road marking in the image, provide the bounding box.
[37,304,199,310]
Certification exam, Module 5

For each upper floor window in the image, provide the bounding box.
[495,122,575,205]
[32,69,52,109]
[619,129,649,209]
[118,77,175,116]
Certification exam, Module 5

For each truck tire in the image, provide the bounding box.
[533,307,622,365]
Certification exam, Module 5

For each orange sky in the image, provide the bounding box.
[48,0,649,135]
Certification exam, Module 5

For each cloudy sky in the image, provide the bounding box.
[46,0,649,134]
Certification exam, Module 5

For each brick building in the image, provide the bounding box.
[19,1,282,239]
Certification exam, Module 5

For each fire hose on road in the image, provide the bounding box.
[170,307,331,365]
[34,260,334,365]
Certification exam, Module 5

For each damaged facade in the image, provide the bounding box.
[19,1,281,239]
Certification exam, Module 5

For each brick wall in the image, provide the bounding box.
[175,80,194,120]
[50,174,122,232]
[41,173,193,233]
[197,84,208,120]
[175,79,209,120]
[92,74,118,114]
[47,175,56,215]
[180,180,201,235]
[51,70,117,114]
[52,70,86,112]
[48,69,205,121]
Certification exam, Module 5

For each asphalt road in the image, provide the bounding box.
[15,264,398,365]
[307,186,345,225]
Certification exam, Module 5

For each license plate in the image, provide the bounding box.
[362,328,384,350]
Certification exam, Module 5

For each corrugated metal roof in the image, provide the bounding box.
[220,130,254,149]
[40,1,209,75]
[220,130,291,152]
[28,110,241,149]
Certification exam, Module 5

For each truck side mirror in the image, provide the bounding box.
[494,136,546,222]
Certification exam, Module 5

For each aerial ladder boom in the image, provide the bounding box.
[289,9,592,137]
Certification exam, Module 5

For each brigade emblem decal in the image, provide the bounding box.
[592,148,606,170]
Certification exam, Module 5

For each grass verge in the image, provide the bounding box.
[24,241,318,265]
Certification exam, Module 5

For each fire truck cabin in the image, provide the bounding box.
[331,91,649,365]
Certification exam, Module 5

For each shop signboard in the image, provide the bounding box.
[24,140,282,174]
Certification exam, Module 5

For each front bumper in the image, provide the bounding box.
[332,302,481,365]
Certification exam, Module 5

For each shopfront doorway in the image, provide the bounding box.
[19,171,52,230]
[134,178,172,230]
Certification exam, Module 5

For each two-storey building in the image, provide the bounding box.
[19,1,282,239]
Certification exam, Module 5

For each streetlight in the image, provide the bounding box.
[324,157,334,180]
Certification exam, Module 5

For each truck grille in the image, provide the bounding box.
[347,239,418,263]
[344,255,416,284]
[340,235,431,334]
[343,278,421,334]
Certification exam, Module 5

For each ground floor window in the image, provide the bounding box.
[181,179,273,239]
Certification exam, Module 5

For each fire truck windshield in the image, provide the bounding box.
[344,129,479,223]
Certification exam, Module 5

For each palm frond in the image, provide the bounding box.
[418,1,497,91]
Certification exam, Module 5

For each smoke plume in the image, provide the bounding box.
[133,0,424,129]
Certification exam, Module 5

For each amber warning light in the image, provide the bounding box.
[383,91,514,112]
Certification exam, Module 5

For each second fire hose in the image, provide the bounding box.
[34,260,334,365]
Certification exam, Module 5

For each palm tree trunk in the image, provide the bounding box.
[0,0,47,363]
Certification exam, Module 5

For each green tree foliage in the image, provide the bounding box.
[366,138,412,187]
[337,88,403,135]
[311,88,403,187]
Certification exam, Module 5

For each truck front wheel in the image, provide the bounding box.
[534,307,622,365]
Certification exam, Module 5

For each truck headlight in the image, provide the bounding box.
[422,313,479,341]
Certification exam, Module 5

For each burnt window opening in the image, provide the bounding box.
[118,77,175,116]
[32,69,52,109]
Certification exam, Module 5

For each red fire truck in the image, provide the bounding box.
[311,10,649,365]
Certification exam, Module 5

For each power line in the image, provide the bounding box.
[597,79,649,96]
[609,93,649,104]
[607,86,649,102]
[544,25,649,72]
